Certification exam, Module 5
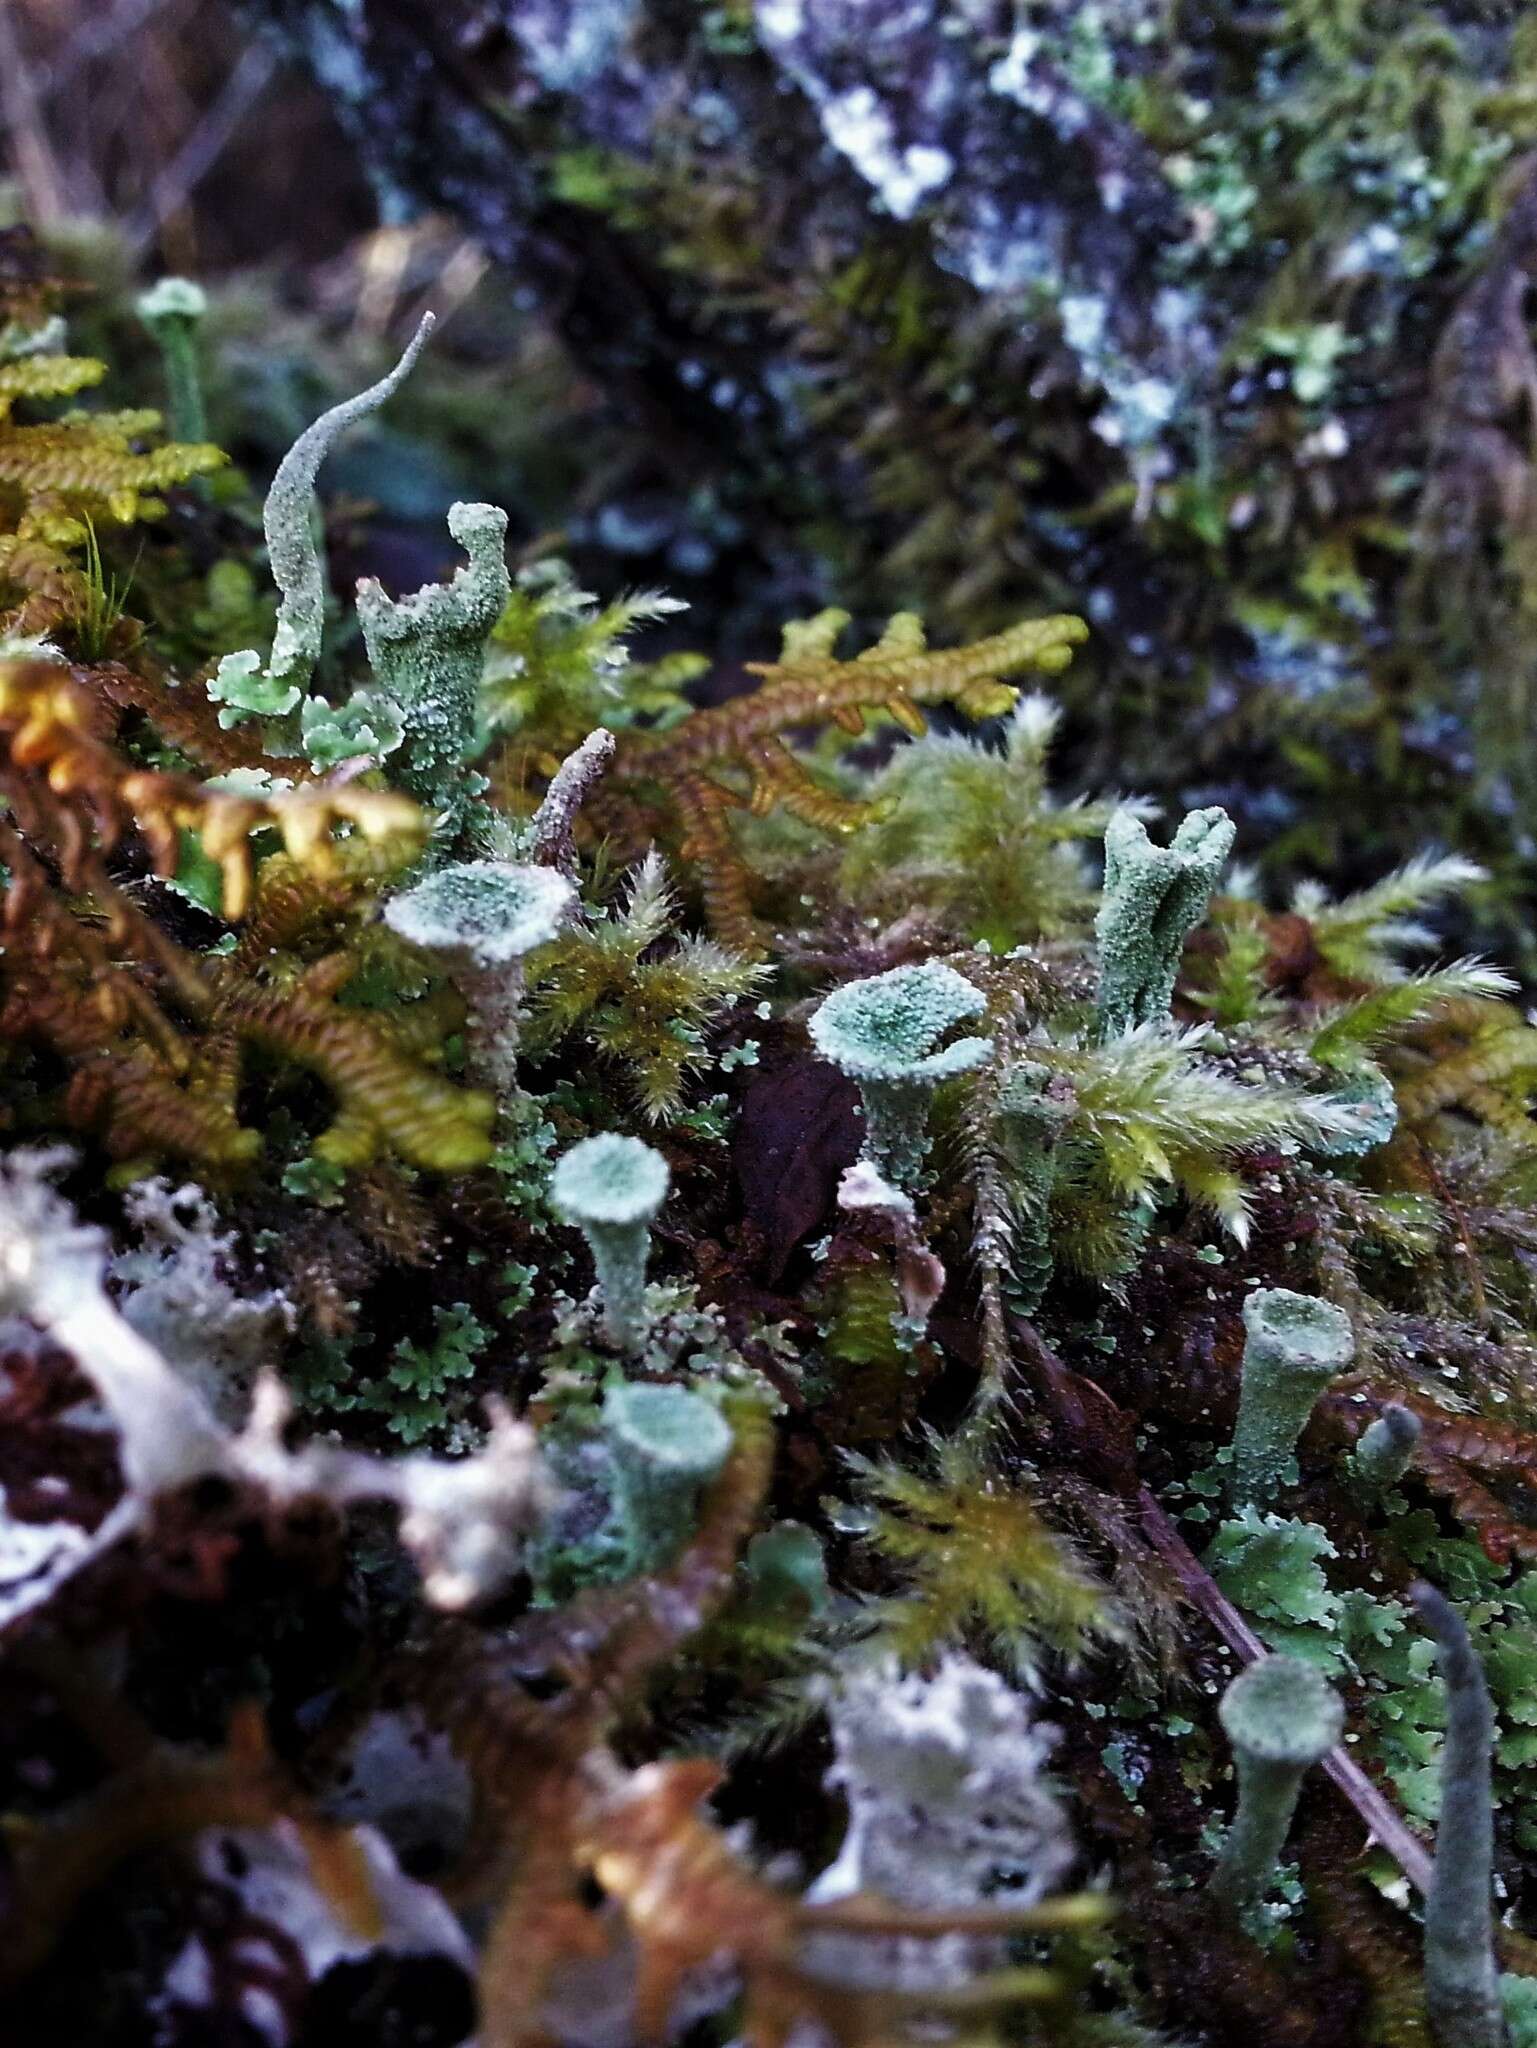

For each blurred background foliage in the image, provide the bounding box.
[10,0,1537,966]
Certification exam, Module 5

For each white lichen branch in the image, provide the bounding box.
[0,1148,548,1612]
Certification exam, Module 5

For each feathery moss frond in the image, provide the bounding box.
[1023,1026,1364,1242]
[840,692,1151,948]
[522,851,766,1118]
[583,607,1089,953]
[850,1436,1118,1675]
[1312,960,1516,1063]
[1294,853,1486,983]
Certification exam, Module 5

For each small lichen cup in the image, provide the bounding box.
[384,858,574,1098]
[1213,1653,1343,1909]
[601,1381,732,1569]
[1229,1287,1354,1508]
[1351,1401,1420,1489]
[1094,804,1235,1040]
[808,959,993,1188]
[550,1132,671,1352]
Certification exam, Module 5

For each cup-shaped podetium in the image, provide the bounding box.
[1094,804,1235,1041]
[385,859,574,969]
[385,859,574,1096]
[602,1380,732,1570]
[550,1133,671,1352]
[1229,1287,1354,1509]
[1213,1653,1343,1910]
[808,960,993,1188]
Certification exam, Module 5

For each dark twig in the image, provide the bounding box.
[128,42,279,254]
[1138,1486,1435,1898]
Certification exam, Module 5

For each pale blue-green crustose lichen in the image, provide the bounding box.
[1212,1652,1343,1910]
[550,1133,671,1352]
[808,960,993,1189]
[135,277,209,445]
[1229,1286,1354,1509]
[1094,805,1236,1040]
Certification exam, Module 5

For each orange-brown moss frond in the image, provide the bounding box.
[0,419,224,522]
[1395,1010,1537,1137]
[0,355,106,415]
[0,300,226,639]
[0,1702,379,1990]
[0,656,422,919]
[217,980,496,1174]
[591,610,1087,948]
[93,658,288,778]
[0,650,484,1178]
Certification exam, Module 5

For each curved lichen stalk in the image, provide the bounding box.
[211,311,435,721]
[1411,1583,1507,2048]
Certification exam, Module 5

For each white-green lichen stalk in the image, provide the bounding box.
[1229,1286,1354,1508]
[135,276,209,445]
[384,859,574,1100]
[355,497,511,823]
[550,1133,671,1352]
[809,960,993,1189]
[1212,1653,1343,1910]
[1411,1584,1506,2048]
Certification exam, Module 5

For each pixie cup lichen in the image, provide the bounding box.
[1412,1582,1506,2048]
[601,1381,732,1570]
[1230,1287,1355,1509]
[384,859,574,1098]
[809,960,993,1188]
[550,1133,671,1351]
[1213,1653,1343,1910]
[211,311,435,724]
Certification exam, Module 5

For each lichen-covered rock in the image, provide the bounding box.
[240,0,1537,940]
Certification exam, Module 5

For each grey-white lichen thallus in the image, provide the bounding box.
[1213,1653,1343,1910]
[550,1133,671,1352]
[1411,1583,1507,2048]
[0,1148,546,1611]
[808,960,993,1189]
[1095,805,1235,1040]
[1229,1286,1354,1509]
[601,1381,732,1570]
[384,859,574,1099]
